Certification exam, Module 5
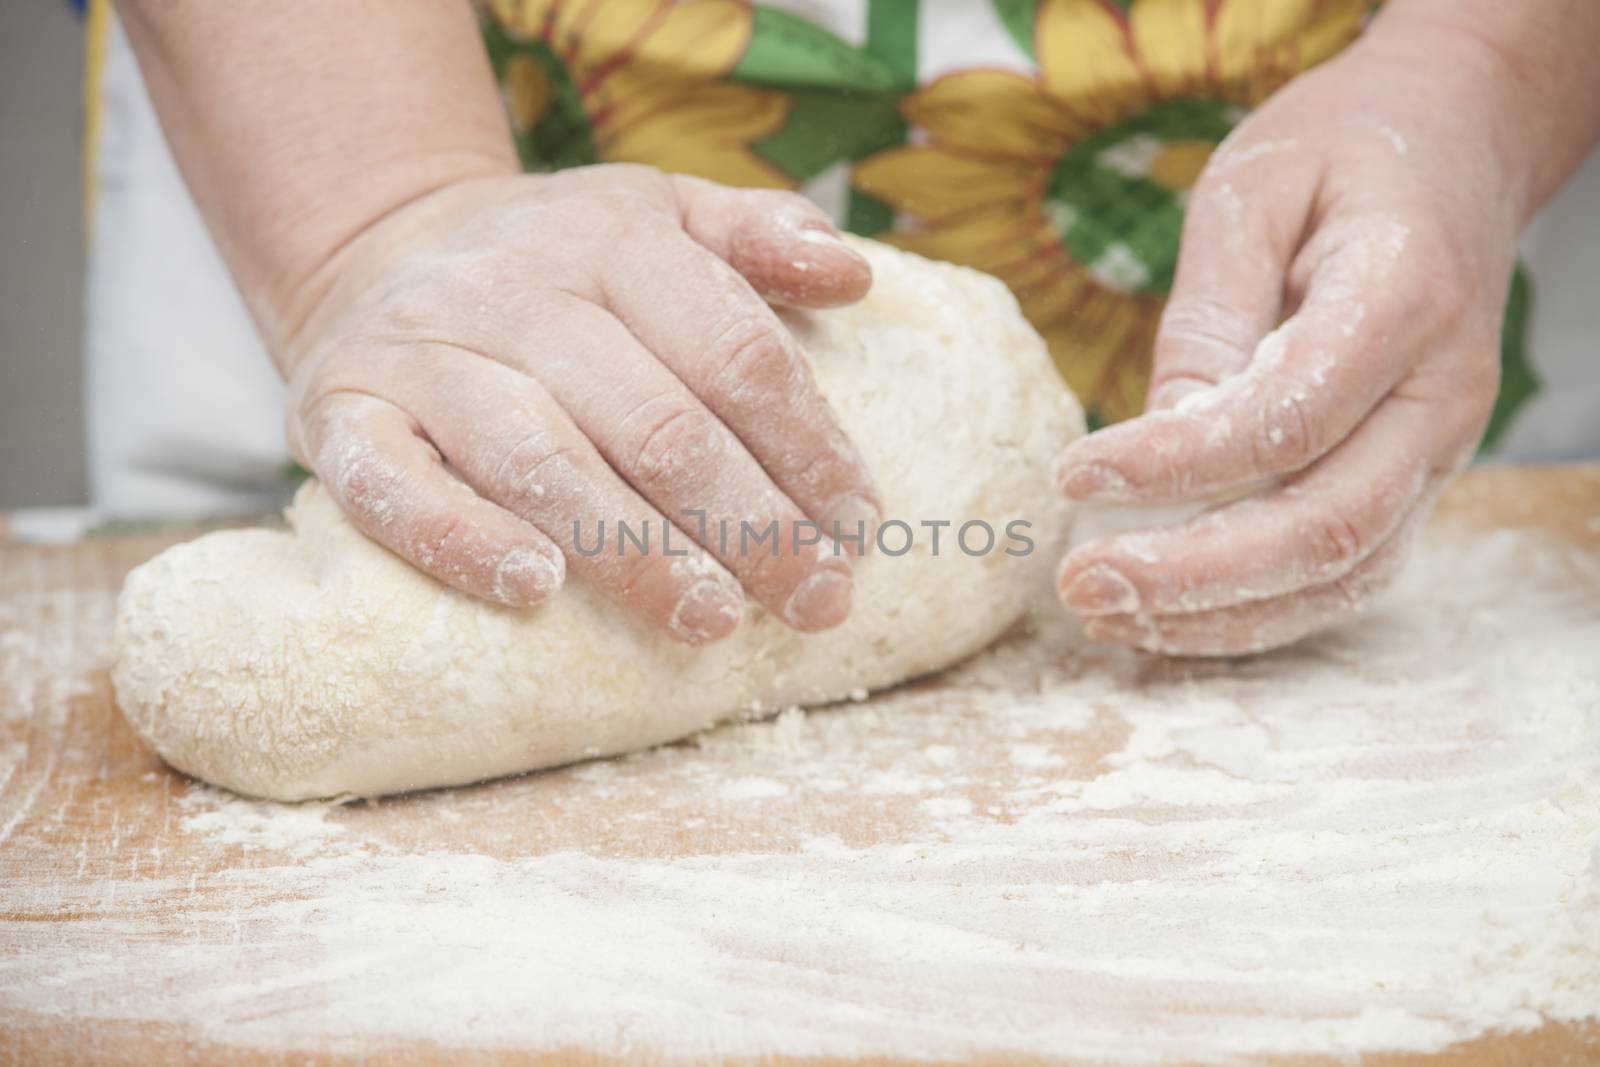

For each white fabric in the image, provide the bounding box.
[918,0,1030,76]
[86,17,286,515]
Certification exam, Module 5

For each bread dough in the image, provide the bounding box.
[112,240,1085,800]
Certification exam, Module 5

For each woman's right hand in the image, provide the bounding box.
[280,164,881,644]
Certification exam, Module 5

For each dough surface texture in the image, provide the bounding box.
[113,240,1084,800]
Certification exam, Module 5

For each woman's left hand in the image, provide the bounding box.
[1050,14,1551,656]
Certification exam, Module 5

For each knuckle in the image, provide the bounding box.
[629,406,725,487]
[491,431,581,512]
[320,436,409,526]
[450,250,532,305]
[527,163,666,211]
[575,187,667,240]
[703,314,804,406]
[591,161,666,189]
[1304,509,1369,578]
[1458,350,1502,426]
[409,512,468,571]
[1157,294,1254,367]
[1332,551,1402,611]
[330,453,391,520]
[1253,390,1321,472]
[506,185,659,249]
[787,444,857,502]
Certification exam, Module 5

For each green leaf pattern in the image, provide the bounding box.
[479,0,1540,444]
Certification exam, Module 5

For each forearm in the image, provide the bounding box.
[114,0,517,361]
[1367,0,1600,224]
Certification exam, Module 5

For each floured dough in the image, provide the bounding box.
[112,240,1085,800]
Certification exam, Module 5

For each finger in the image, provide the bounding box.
[1081,512,1422,657]
[598,230,883,546]
[296,391,565,608]
[1143,142,1321,411]
[383,349,750,645]
[670,174,873,309]
[1057,388,1454,618]
[1054,213,1419,504]
[507,297,857,631]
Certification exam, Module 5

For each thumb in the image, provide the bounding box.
[1145,142,1318,411]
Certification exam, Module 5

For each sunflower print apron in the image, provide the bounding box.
[480,0,1533,441]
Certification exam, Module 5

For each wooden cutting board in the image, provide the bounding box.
[2,465,1598,1066]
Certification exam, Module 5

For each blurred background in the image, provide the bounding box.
[1,1,86,507]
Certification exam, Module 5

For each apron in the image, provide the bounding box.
[82,0,1600,513]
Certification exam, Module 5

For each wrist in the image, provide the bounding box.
[114,0,524,374]
[1362,1,1600,226]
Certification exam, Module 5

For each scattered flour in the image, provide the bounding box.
[1,528,1597,1061]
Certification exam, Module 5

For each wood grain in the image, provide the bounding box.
[2,466,1597,1066]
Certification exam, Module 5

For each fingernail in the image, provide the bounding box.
[494,547,564,606]
[824,493,880,557]
[1055,461,1130,500]
[670,578,744,644]
[798,221,867,265]
[1061,564,1140,614]
[797,221,845,247]
[783,568,852,631]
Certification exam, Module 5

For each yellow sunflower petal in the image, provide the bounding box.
[855,146,1040,221]
[554,0,622,44]
[1096,303,1161,422]
[483,0,517,32]
[992,245,1071,297]
[1147,139,1214,192]
[1215,0,1361,103]
[485,0,553,38]
[624,140,794,189]
[903,70,1081,160]
[1128,0,1210,98]
[587,0,755,145]
[1039,287,1154,419]
[590,0,750,125]
[563,0,657,85]
[879,203,1049,274]
[628,0,750,80]
[503,53,553,133]
[1041,326,1118,416]
[1297,0,1369,68]
[601,82,786,156]
[1215,0,1307,66]
[1036,0,1149,127]
[1016,257,1091,327]
[601,83,793,187]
